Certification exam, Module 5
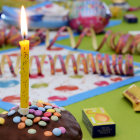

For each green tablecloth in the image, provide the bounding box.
[1,0,140,140]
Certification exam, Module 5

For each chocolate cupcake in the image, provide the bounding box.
[0,101,82,140]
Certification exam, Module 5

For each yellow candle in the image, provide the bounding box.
[19,6,29,115]
[19,40,29,109]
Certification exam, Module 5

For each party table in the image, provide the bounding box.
[56,0,140,140]
[1,0,140,140]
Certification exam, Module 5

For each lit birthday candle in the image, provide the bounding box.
[19,6,29,115]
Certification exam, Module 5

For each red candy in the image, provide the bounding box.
[29,102,31,106]
[44,112,52,117]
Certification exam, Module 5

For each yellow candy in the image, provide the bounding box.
[2,111,8,114]
[47,109,55,113]
[0,117,5,125]
[38,100,44,104]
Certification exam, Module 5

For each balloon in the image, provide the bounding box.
[69,0,111,33]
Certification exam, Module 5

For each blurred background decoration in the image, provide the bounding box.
[69,0,111,33]
[111,0,127,3]
[1,1,69,29]
[47,0,73,9]
[0,0,37,10]
[110,0,130,11]
[1,0,111,33]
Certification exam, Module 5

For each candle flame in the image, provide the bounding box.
[20,6,28,38]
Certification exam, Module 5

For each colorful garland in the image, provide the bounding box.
[46,26,140,54]
[1,53,134,77]
[0,27,45,48]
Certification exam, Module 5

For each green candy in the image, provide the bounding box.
[25,119,33,126]
[27,114,35,119]
[28,129,36,134]
[38,121,47,127]
[51,115,59,121]
[54,108,61,113]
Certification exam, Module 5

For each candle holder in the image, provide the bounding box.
[18,107,29,115]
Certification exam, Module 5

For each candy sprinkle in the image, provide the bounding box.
[8,110,16,116]
[44,112,52,117]
[38,100,44,104]
[33,117,41,123]
[44,106,53,109]
[44,131,53,136]
[37,102,43,107]
[0,117,5,125]
[41,117,50,122]
[21,117,27,122]
[38,107,45,112]
[13,116,21,123]
[18,122,25,129]
[51,115,59,121]
[29,105,38,110]
[52,128,62,136]
[59,127,66,134]
[54,112,61,118]
[28,129,36,134]
[25,119,33,126]
[29,109,35,114]
[27,114,35,119]
[38,121,47,127]
[44,102,52,106]
[47,109,55,113]
[54,108,61,113]
[34,110,43,116]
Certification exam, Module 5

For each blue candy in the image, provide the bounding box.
[44,106,52,110]
[52,128,62,136]
[29,105,38,110]
[13,116,21,123]
[8,110,16,116]
[38,107,45,112]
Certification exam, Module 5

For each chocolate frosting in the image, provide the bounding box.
[0,110,82,140]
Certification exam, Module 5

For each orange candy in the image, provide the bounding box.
[44,131,53,136]
[54,112,61,117]
[21,117,27,122]
[36,102,43,107]
[33,117,41,123]
[44,102,52,106]
[18,122,25,129]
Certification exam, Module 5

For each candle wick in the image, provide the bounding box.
[23,34,26,40]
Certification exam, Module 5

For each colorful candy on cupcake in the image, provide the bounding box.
[0,101,82,140]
